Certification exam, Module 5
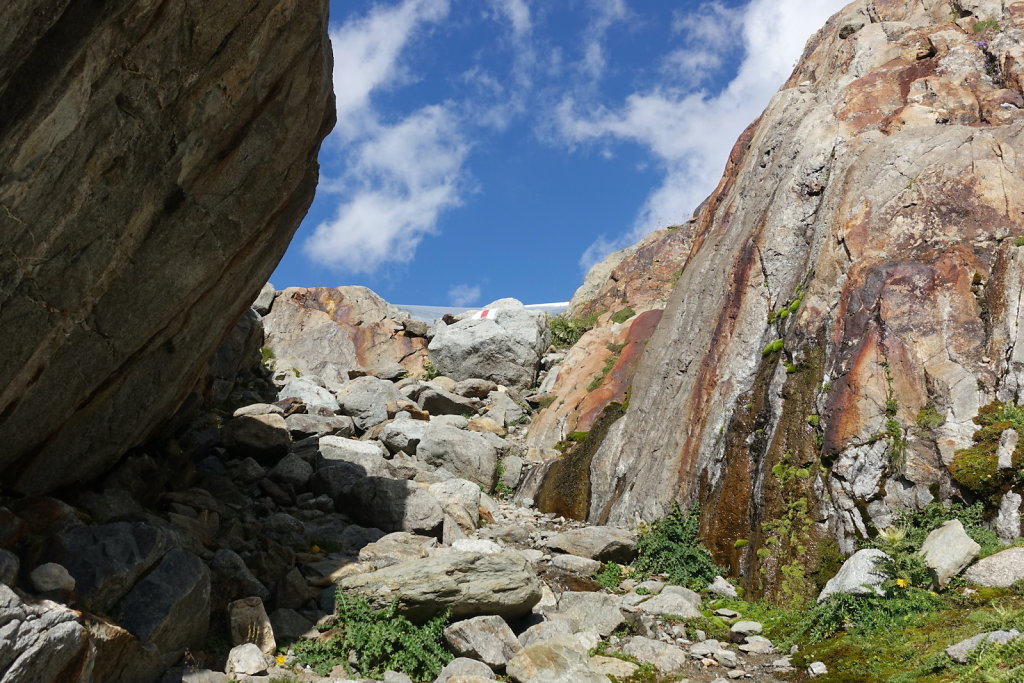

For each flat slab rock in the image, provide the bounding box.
[963,547,1024,587]
[544,526,637,563]
[339,551,542,622]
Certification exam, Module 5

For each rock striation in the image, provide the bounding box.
[562,0,1024,599]
[0,0,335,495]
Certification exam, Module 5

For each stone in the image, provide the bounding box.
[635,586,701,619]
[505,634,607,683]
[708,575,738,598]
[358,532,438,568]
[0,549,18,586]
[468,417,507,437]
[418,424,500,488]
[0,0,334,497]
[498,455,523,490]
[808,661,829,677]
[739,635,775,654]
[996,491,1023,544]
[381,416,429,455]
[455,379,499,399]
[589,655,639,678]
[729,621,763,642]
[451,538,504,554]
[253,283,276,315]
[418,387,483,417]
[946,630,1021,664]
[622,636,689,672]
[339,551,542,621]
[435,657,497,682]
[919,520,980,587]
[341,477,444,536]
[963,547,1024,587]
[278,377,340,413]
[269,453,314,491]
[211,549,271,603]
[222,414,291,464]
[115,548,211,679]
[336,376,405,431]
[443,615,522,669]
[0,584,92,682]
[285,413,355,439]
[429,478,482,535]
[818,549,888,602]
[544,526,636,563]
[546,591,624,636]
[268,608,315,646]
[998,429,1019,469]
[29,562,75,593]
[518,619,575,647]
[429,301,550,391]
[226,643,268,676]
[550,554,602,575]
[234,403,284,418]
[262,287,428,386]
[228,597,276,655]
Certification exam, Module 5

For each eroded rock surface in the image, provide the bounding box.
[0,0,335,495]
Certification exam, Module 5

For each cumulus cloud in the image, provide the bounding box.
[558,0,848,269]
[304,0,473,274]
[488,0,532,37]
[448,283,482,307]
[579,0,629,81]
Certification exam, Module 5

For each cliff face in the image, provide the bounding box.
[0,1,335,495]
[584,0,1024,598]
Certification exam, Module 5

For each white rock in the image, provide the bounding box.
[226,643,267,676]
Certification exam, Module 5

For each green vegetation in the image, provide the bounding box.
[949,401,1024,498]
[632,503,721,590]
[973,19,1001,33]
[587,347,622,392]
[259,346,275,365]
[762,339,784,356]
[1014,236,1024,247]
[916,401,947,431]
[863,500,1003,559]
[549,312,601,348]
[610,307,636,324]
[290,593,451,680]
[421,360,440,381]
[593,561,625,591]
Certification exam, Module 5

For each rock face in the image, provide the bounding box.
[563,0,1024,600]
[263,287,430,385]
[0,0,335,495]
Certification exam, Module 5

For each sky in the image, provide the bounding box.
[270,0,849,307]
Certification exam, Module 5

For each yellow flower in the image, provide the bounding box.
[311,544,321,553]
[896,578,910,588]
[275,654,286,666]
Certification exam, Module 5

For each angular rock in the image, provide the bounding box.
[278,377,340,413]
[517,619,575,648]
[269,453,314,491]
[635,586,701,619]
[963,547,1024,587]
[550,554,602,576]
[919,520,980,588]
[622,636,689,672]
[505,634,607,683]
[339,551,542,621]
[0,584,92,682]
[222,414,291,463]
[444,615,522,669]
[429,300,550,391]
[418,424,499,488]
[336,376,405,431]
[228,597,276,655]
[590,655,639,679]
[268,608,315,646]
[818,549,888,602]
[455,379,499,400]
[429,478,482,535]
[341,477,444,536]
[211,549,270,603]
[544,526,636,563]
[729,620,763,643]
[436,657,497,681]
[946,630,1021,664]
[285,413,354,439]
[381,416,429,455]
[996,491,1023,545]
[418,387,483,417]
[0,0,334,496]
[546,591,624,636]
[708,575,739,598]
[358,532,438,568]
[226,643,267,677]
[253,283,276,316]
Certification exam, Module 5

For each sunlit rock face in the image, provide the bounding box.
[0,1,335,494]
[581,0,1024,599]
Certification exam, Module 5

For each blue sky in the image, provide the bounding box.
[270,0,849,307]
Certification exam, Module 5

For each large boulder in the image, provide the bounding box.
[339,477,444,536]
[0,584,93,682]
[544,526,636,563]
[919,520,980,587]
[262,286,429,384]
[335,376,404,431]
[505,634,607,683]
[429,299,550,390]
[0,0,334,495]
[963,547,1024,587]
[418,424,500,488]
[339,551,542,622]
[818,549,888,602]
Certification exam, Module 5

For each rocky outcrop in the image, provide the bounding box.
[263,286,430,385]
[0,0,335,495]
[544,0,1024,602]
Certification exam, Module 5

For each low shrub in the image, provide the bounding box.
[632,503,721,590]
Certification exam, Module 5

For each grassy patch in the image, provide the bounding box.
[549,312,601,349]
[610,307,637,324]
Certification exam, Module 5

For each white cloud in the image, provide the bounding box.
[488,0,532,37]
[558,0,848,269]
[448,283,482,307]
[579,0,629,81]
[305,106,469,273]
[305,0,475,274]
